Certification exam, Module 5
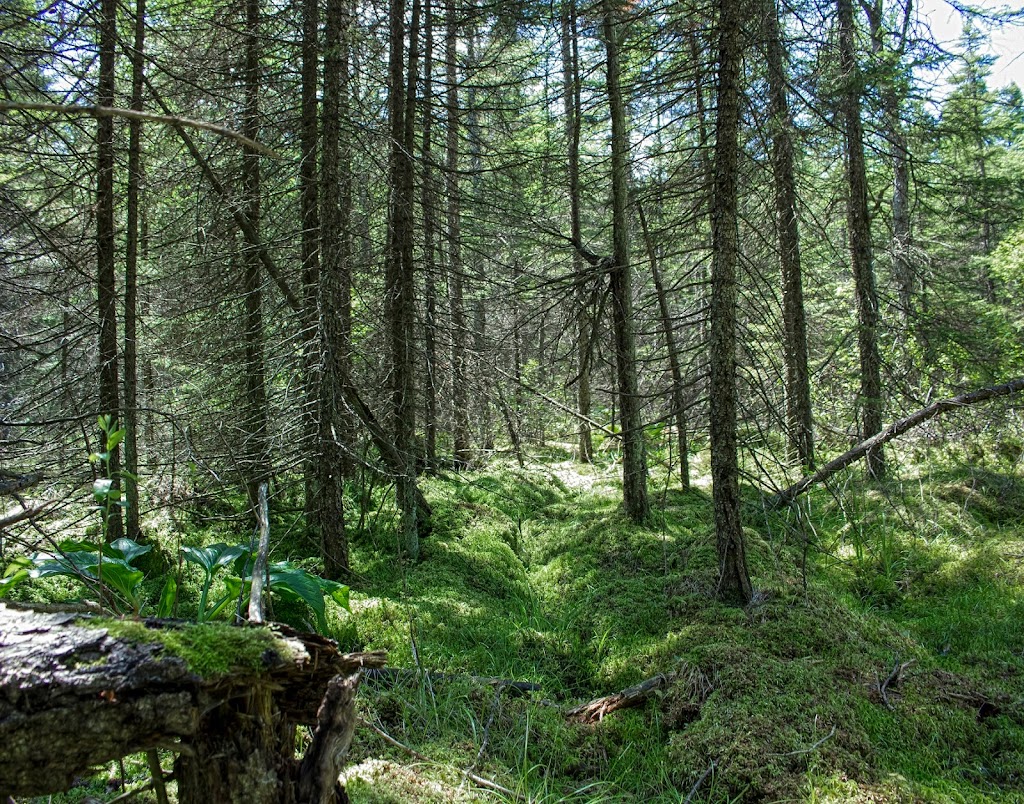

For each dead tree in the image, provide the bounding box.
[771,377,1024,508]
[0,603,385,803]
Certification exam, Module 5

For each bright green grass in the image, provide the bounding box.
[345,453,1024,803]
[21,446,1024,803]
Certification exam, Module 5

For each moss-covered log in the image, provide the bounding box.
[0,602,385,802]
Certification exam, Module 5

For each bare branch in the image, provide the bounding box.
[0,101,281,158]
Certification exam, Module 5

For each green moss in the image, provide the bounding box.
[82,618,290,677]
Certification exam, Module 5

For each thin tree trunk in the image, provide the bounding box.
[602,1,649,524]
[446,0,472,469]
[387,0,420,557]
[316,0,352,577]
[96,0,123,542]
[300,0,322,541]
[123,0,145,540]
[242,0,271,507]
[865,0,915,351]
[637,202,689,489]
[561,0,593,463]
[709,0,753,604]
[764,0,814,468]
[839,0,885,479]
[466,32,492,454]
[421,0,439,469]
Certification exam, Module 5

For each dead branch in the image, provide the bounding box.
[771,377,1024,508]
[0,501,56,530]
[0,101,279,158]
[877,657,916,709]
[567,672,676,723]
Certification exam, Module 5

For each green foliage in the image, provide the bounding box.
[342,454,1024,803]
[0,537,151,615]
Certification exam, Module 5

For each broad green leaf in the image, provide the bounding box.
[215,544,251,569]
[97,562,145,601]
[106,427,126,452]
[268,564,327,632]
[183,543,238,574]
[93,478,114,502]
[0,568,30,596]
[157,576,177,618]
[320,578,351,611]
[110,537,151,566]
[0,558,32,597]
[207,576,249,620]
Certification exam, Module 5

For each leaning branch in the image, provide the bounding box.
[771,377,1024,508]
[489,363,619,440]
[0,101,279,158]
[142,76,302,312]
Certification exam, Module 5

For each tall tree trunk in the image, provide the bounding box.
[387,0,420,557]
[445,0,472,469]
[301,0,322,538]
[242,0,271,507]
[465,32,492,454]
[838,0,885,479]
[316,0,352,577]
[96,0,123,542]
[764,0,814,468]
[123,0,146,540]
[561,0,593,463]
[421,0,439,470]
[710,0,753,605]
[637,203,689,489]
[602,1,649,524]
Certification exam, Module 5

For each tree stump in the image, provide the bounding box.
[0,602,385,802]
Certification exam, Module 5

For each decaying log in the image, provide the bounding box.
[771,377,1024,508]
[0,603,385,802]
[567,673,677,723]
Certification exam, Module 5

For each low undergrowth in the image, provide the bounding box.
[16,442,1024,803]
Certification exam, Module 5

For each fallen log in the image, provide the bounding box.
[770,377,1024,509]
[0,603,385,803]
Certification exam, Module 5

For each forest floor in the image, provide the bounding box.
[17,441,1024,803]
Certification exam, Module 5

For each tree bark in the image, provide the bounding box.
[638,202,690,489]
[387,0,420,558]
[300,0,322,546]
[242,0,271,508]
[421,2,439,469]
[602,0,649,524]
[839,0,885,479]
[0,603,385,802]
[709,0,753,605]
[123,0,146,541]
[446,0,472,469]
[96,0,124,542]
[317,0,352,577]
[561,0,594,464]
[764,0,814,469]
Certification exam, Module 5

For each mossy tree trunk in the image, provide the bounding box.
[709,0,753,605]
